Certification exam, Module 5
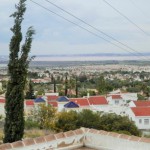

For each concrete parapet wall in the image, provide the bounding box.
[0,128,150,150]
[84,129,150,150]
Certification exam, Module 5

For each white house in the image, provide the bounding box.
[126,107,150,130]
[121,93,138,102]
[0,97,5,116]
[57,96,69,112]
[107,92,138,106]
[107,95,124,106]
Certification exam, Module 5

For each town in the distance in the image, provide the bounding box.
[1,0,150,149]
[0,60,150,135]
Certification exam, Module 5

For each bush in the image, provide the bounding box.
[25,118,39,130]
[33,104,57,130]
[54,111,78,132]
[28,106,141,137]
[53,110,141,136]
[77,109,101,129]
[99,113,141,136]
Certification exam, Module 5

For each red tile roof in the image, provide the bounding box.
[47,95,58,101]
[48,101,58,107]
[70,98,89,106]
[0,99,5,103]
[25,100,34,106]
[88,96,108,105]
[131,107,150,116]
[112,95,122,100]
[133,101,150,107]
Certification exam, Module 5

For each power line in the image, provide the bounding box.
[30,0,149,61]
[130,0,149,20]
[43,0,150,60]
[102,0,150,37]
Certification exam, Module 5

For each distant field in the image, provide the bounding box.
[1,60,150,68]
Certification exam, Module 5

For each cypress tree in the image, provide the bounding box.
[51,75,56,93]
[75,76,78,98]
[53,78,56,93]
[25,80,35,99]
[4,0,35,143]
[98,75,106,95]
[65,74,68,96]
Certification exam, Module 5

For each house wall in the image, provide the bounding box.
[134,117,150,130]
[126,109,150,130]
[0,104,5,116]
[129,101,136,107]
[107,96,124,106]
[121,93,138,101]
[101,106,129,115]
[58,102,68,112]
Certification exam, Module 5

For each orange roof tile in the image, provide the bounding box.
[131,107,150,116]
[88,96,108,105]
[70,98,89,106]
[0,99,5,103]
[47,95,58,101]
[133,101,150,107]
[112,95,122,100]
[25,100,34,106]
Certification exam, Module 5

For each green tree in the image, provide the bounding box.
[99,113,141,136]
[64,74,68,96]
[53,109,141,136]
[97,75,106,94]
[36,89,45,96]
[54,111,78,132]
[34,104,56,130]
[77,109,101,129]
[4,0,35,143]
[51,75,56,93]
[1,80,7,89]
[75,76,79,98]
[137,94,145,100]
[25,80,35,99]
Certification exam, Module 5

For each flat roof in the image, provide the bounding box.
[75,148,97,150]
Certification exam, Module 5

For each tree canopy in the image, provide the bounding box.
[4,0,35,143]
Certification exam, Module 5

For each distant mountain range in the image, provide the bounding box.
[35,52,150,57]
[0,52,150,62]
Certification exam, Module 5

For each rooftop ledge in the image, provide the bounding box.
[0,128,150,150]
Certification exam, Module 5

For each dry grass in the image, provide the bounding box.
[24,129,54,139]
[0,129,54,144]
[0,129,4,143]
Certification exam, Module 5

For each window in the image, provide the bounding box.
[139,119,142,124]
[115,100,119,105]
[144,119,149,125]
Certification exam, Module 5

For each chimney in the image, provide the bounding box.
[87,92,90,98]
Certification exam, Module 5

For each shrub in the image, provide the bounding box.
[25,118,39,130]
[54,111,78,132]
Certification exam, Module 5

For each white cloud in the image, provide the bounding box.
[1,0,150,55]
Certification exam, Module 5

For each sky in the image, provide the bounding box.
[1,0,150,56]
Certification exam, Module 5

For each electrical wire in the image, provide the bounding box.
[30,0,149,61]
[43,0,150,60]
[130,0,149,20]
[102,0,150,37]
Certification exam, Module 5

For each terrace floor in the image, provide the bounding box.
[75,147,96,150]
